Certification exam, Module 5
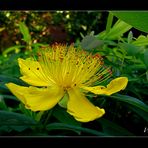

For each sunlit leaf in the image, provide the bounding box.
[111,11,148,33]
[132,35,148,46]
[2,45,25,57]
[19,22,31,44]
[127,31,133,43]
[96,20,132,40]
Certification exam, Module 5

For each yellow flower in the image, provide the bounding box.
[6,44,128,122]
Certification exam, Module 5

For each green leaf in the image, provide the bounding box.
[58,93,69,108]
[125,104,148,122]
[0,110,37,126]
[111,11,148,33]
[146,71,148,81]
[53,106,81,127]
[19,22,31,44]
[127,31,133,43]
[132,35,148,46]
[0,96,8,110]
[96,20,132,40]
[109,94,148,113]
[144,49,148,68]
[46,123,108,136]
[0,94,18,101]
[0,82,10,92]
[106,12,114,34]
[0,75,27,86]
[0,111,37,132]
[0,125,12,133]
[32,43,49,47]
[125,64,146,71]
[119,42,142,56]
[80,35,103,50]
[97,118,134,136]
[2,45,25,56]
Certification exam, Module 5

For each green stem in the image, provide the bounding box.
[139,72,147,78]
[99,98,106,108]
[35,111,44,122]
[43,110,53,126]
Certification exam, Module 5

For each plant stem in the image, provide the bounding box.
[43,110,53,126]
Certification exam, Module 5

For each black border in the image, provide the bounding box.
[0,0,148,147]
[0,0,148,10]
[0,136,147,146]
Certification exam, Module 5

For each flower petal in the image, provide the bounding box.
[18,58,53,86]
[82,77,128,95]
[6,83,64,111]
[67,88,105,122]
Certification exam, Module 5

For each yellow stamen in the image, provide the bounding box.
[38,43,111,90]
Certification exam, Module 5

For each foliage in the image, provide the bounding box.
[0,11,148,136]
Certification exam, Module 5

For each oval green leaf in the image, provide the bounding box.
[0,110,37,126]
[111,11,148,33]
[19,22,31,44]
[109,94,148,113]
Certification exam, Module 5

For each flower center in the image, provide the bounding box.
[37,44,111,89]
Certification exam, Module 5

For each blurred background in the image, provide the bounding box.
[0,11,108,52]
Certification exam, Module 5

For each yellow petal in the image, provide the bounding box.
[67,88,105,122]
[82,77,128,95]
[18,58,52,86]
[5,83,27,104]
[5,83,64,111]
